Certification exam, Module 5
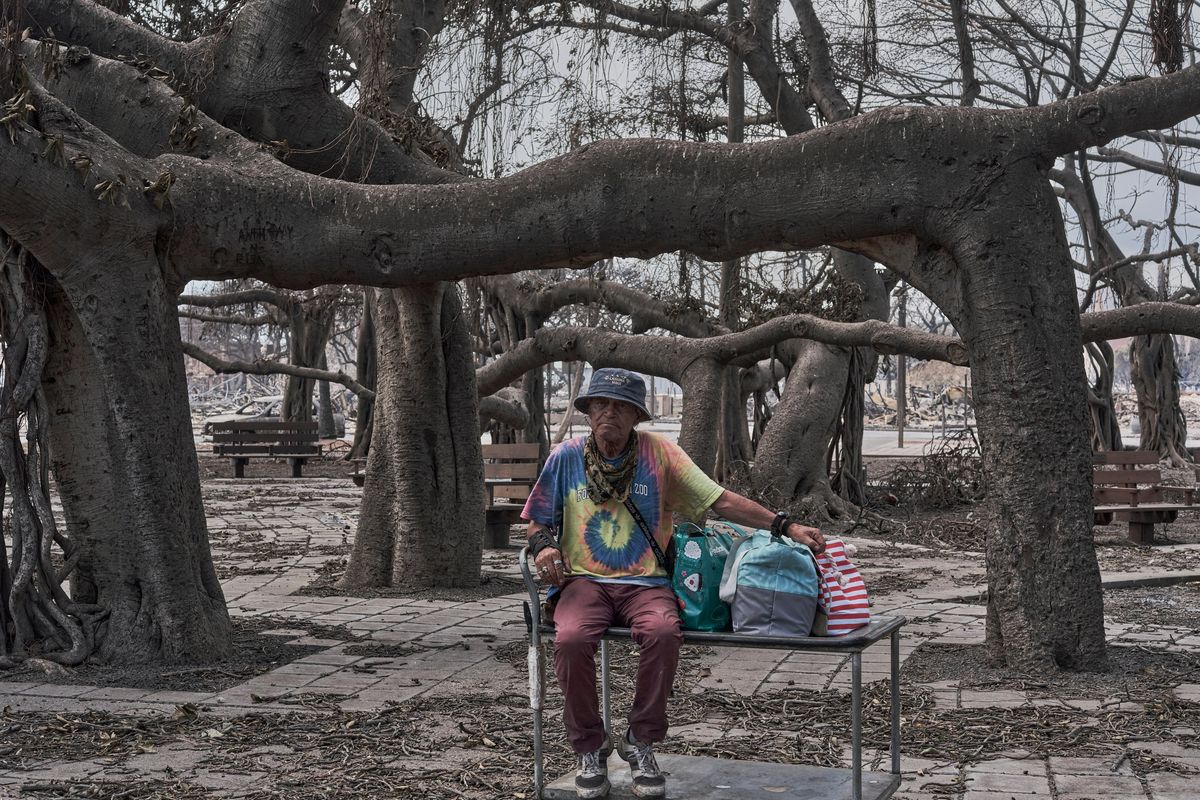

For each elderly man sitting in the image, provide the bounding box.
[522,367,825,799]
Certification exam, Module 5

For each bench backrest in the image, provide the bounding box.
[1093,468,1162,486]
[1093,451,1162,488]
[1093,451,1159,466]
[483,443,541,503]
[212,420,320,456]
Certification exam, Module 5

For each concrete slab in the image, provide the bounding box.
[540,754,900,800]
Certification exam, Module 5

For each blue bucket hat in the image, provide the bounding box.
[574,368,653,422]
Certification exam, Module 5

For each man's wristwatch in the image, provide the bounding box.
[770,511,790,538]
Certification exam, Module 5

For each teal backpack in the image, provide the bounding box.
[672,521,750,632]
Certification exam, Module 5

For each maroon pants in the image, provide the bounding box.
[553,579,682,753]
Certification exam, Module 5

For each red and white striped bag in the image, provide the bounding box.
[812,538,870,635]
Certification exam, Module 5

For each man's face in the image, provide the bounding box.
[587,397,640,442]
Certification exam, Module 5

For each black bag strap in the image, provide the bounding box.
[622,497,673,573]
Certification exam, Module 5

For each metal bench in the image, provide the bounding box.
[1093,451,1197,544]
[519,547,905,800]
[211,419,321,478]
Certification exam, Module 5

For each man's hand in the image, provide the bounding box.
[534,546,570,587]
[785,522,826,555]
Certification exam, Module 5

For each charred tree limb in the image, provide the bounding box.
[29,0,450,185]
[181,341,375,399]
[788,0,853,122]
[476,314,967,398]
[177,289,294,309]
[479,389,528,429]
[177,310,274,326]
[1081,302,1200,340]
[8,40,1200,289]
[22,0,200,76]
[480,275,724,338]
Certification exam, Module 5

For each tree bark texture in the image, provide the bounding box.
[1085,341,1123,452]
[751,252,887,513]
[0,252,90,665]
[281,300,336,425]
[342,284,485,590]
[927,175,1106,672]
[42,260,230,664]
[1130,333,1190,464]
[350,295,377,460]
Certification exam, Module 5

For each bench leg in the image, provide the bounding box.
[891,630,901,775]
[289,458,304,478]
[485,520,511,548]
[1128,521,1155,545]
[852,651,863,800]
[531,639,545,797]
[233,458,246,478]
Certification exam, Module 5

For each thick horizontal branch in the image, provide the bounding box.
[478,390,528,429]
[1080,302,1200,342]
[1035,66,1200,156]
[478,301,1200,401]
[483,275,724,338]
[178,289,292,309]
[476,313,967,397]
[8,42,1200,289]
[178,310,273,326]
[182,342,375,399]
[476,328,692,397]
[24,0,196,75]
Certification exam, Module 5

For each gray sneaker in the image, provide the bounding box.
[575,747,609,798]
[616,730,665,798]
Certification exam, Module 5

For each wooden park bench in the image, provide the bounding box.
[484,443,541,548]
[1093,451,1197,545]
[350,443,541,548]
[211,420,321,478]
[518,547,905,800]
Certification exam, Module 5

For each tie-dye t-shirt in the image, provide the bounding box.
[521,432,724,581]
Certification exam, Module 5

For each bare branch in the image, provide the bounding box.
[182,342,375,399]
[1128,130,1200,149]
[177,310,274,326]
[788,0,852,122]
[178,289,292,309]
[949,0,980,106]
[1091,146,1200,186]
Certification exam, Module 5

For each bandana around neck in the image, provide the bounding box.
[583,431,639,504]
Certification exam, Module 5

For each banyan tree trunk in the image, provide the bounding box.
[1130,333,1190,464]
[342,283,485,590]
[43,253,230,664]
[1085,341,1123,452]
